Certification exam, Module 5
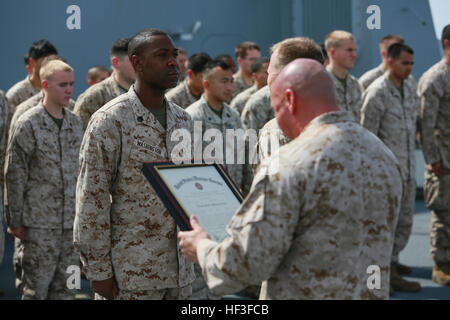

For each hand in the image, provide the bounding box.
[427,162,443,177]
[7,226,25,241]
[178,216,211,264]
[90,277,118,300]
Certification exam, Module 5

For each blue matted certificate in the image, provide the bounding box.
[142,162,244,241]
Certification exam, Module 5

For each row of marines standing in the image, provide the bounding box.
[0,25,449,299]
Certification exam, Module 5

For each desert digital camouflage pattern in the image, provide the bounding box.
[240,85,274,131]
[197,111,402,299]
[418,58,450,263]
[232,72,252,99]
[74,86,195,294]
[361,73,420,263]
[359,65,418,93]
[5,103,83,229]
[186,96,244,189]
[20,228,78,299]
[10,91,75,138]
[6,76,39,118]
[326,66,363,121]
[73,74,127,129]
[166,79,201,109]
[251,118,291,174]
[186,97,246,300]
[359,64,385,91]
[230,85,258,115]
[4,103,83,299]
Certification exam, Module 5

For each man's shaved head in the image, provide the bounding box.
[270,58,338,139]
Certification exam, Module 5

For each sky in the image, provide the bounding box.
[429,0,450,39]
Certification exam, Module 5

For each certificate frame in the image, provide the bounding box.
[142,161,244,232]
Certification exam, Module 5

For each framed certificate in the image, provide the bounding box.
[142,162,244,241]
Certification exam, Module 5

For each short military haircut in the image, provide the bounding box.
[442,24,450,48]
[39,60,73,81]
[178,48,187,55]
[379,34,404,50]
[24,53,30,66]
[110,38,131,57]
[235,41,260,59]
[270,37,324,73]
[28,39,58,61]
[215,53,233,61]
[319,43,328,60]
[250,57,270,74]
[202,59,231,80]
[324,30,354,51]
[187,52,212,74]
[387,43,414,60]
[87,66,111,82]
[41,55,68,67]
[128,28,168,59]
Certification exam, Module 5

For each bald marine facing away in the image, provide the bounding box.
[178,58,404,300]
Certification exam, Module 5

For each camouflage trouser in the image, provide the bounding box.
[190,263,220,300]
[94,284,192,300]
[21,228,78,300]
[392,178,416,263]
[424,171,450,264]
[14,238,24,289]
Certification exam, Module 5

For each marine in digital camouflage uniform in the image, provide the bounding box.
[166,52,211,109]
[186,97,244,190]
[10,91,75,137]
[5,55,73,292]
[74,29,195,300]
[359,64,385,91]
[74,38,135,130]
[230,85,257,115]
[5,60,82,300]
[418,43,450,285]
[5,62,83,299]
[185,60,246,299]
[231,72,252,99]
[359,34,405,91]
[324,31,363,121]
[326,66,363,121]
[179,59,403,299]
[5,76,39,119]
[73,74,128,130]
[230,57,269,116]
[240,85,273,132]
[6,39,58,125]
[231,41,261,99]
[361,43,421,292]
[166,78,201,109]
[252,118,290,173]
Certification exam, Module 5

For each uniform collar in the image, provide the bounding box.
[198,96,234,125]
[37,103,74,131]
[303,110,355,134]
[382,73,404,100]
[128,85,185,133]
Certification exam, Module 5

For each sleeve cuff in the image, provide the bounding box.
[82,260,114,281]
[196,238,218,272]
